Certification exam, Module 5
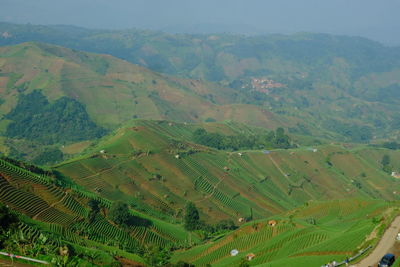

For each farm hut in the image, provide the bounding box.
[230,249,239,256]
[238,217,245,223]
[224,166,230,171]
[238,152,243,157]
[246,253,256,261]
[175,154,180,159]
[263,150,270,155]
[268,220,277,227]
[312,148,318,152]
[100,150,106,154]
[168,122,173,127]
[391,172,400,178]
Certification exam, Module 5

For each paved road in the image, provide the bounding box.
[355,215,400,267]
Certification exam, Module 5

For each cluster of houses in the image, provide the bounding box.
[248,77,284,94]
[2,32,11,39]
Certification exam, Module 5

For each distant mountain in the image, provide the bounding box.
[1,22,400,144]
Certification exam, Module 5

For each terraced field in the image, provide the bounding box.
[55,120,400,223]
[0,157,196,264]
[172,199,395,266]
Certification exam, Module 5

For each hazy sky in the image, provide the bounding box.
[1,0,399,44]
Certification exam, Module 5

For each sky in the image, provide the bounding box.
[1,0,400,44]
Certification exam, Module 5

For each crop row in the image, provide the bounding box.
[35,206,78,227]
[174,159,199,180]
[0,175,50,217]
[59,193,88,218]
[184,157,219,184]
[0,159,51,185]
[90,218,138,250]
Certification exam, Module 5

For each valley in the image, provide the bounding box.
[0,22,400,266]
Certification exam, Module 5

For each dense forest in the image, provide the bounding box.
[6,90,106,144]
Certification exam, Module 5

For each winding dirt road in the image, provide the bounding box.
[355,215,400,266]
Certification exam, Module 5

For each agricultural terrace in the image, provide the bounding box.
[0,158,195,261]
[173,199,397,266]
[55,121,400,223]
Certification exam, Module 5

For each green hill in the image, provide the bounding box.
[1,120,400,265]
[0,42,288,163]
[173,199,398,266]
[54,120,400,223]
[0,155,198,266]
[2,23,400,143]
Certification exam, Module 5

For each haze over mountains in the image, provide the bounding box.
[1,2,400,265]
[2,22,400,159]
[1,0,400,44]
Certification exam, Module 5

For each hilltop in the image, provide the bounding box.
[2,23,400,143]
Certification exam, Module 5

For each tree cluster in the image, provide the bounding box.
[192,127,293,151]
[184,202,238,236]
[381,154,392,174]
[109,201,151,228]
[6,90,106,145]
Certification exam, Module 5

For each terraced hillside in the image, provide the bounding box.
[3,23,400,142]
[0,157,197,265]
[172,199,398,266]
[0,42,285,130]
[55,120,400,223]
[0,42,294,163]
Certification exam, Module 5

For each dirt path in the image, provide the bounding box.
[268,154,287,178]
[32,192,68,220]
[0,259,34,266]
[355,215,400,266]
[80,158,133,180]
[195,172,228,203]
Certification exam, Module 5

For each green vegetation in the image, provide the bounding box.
[184,202,200,231]
[3,23,400,143]
[109,201,131,226]
[381,154,392,174]
[6,90,106,145]
[0,156,197,266]
[193,127,293,150]
[1,120,400,265]
[173,199,396,266]
[2,23,400,266]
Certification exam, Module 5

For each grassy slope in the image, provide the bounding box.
[0,157,198,265]
[55,120,400,224]
[0,42,286,130]
[2,23,400,141]
[172,199,398,266]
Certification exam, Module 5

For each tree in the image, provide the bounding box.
[88,199,100,223]
[381,154,392,174]
[238,258,250,267]
[381,154,391,166]
[184,202,200,231]
[0,203,19,232]
[109,201,130,226]
[215,219,237,231]
[0,203,19,248]
[273,128,291,149]
[144,246,171,267]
